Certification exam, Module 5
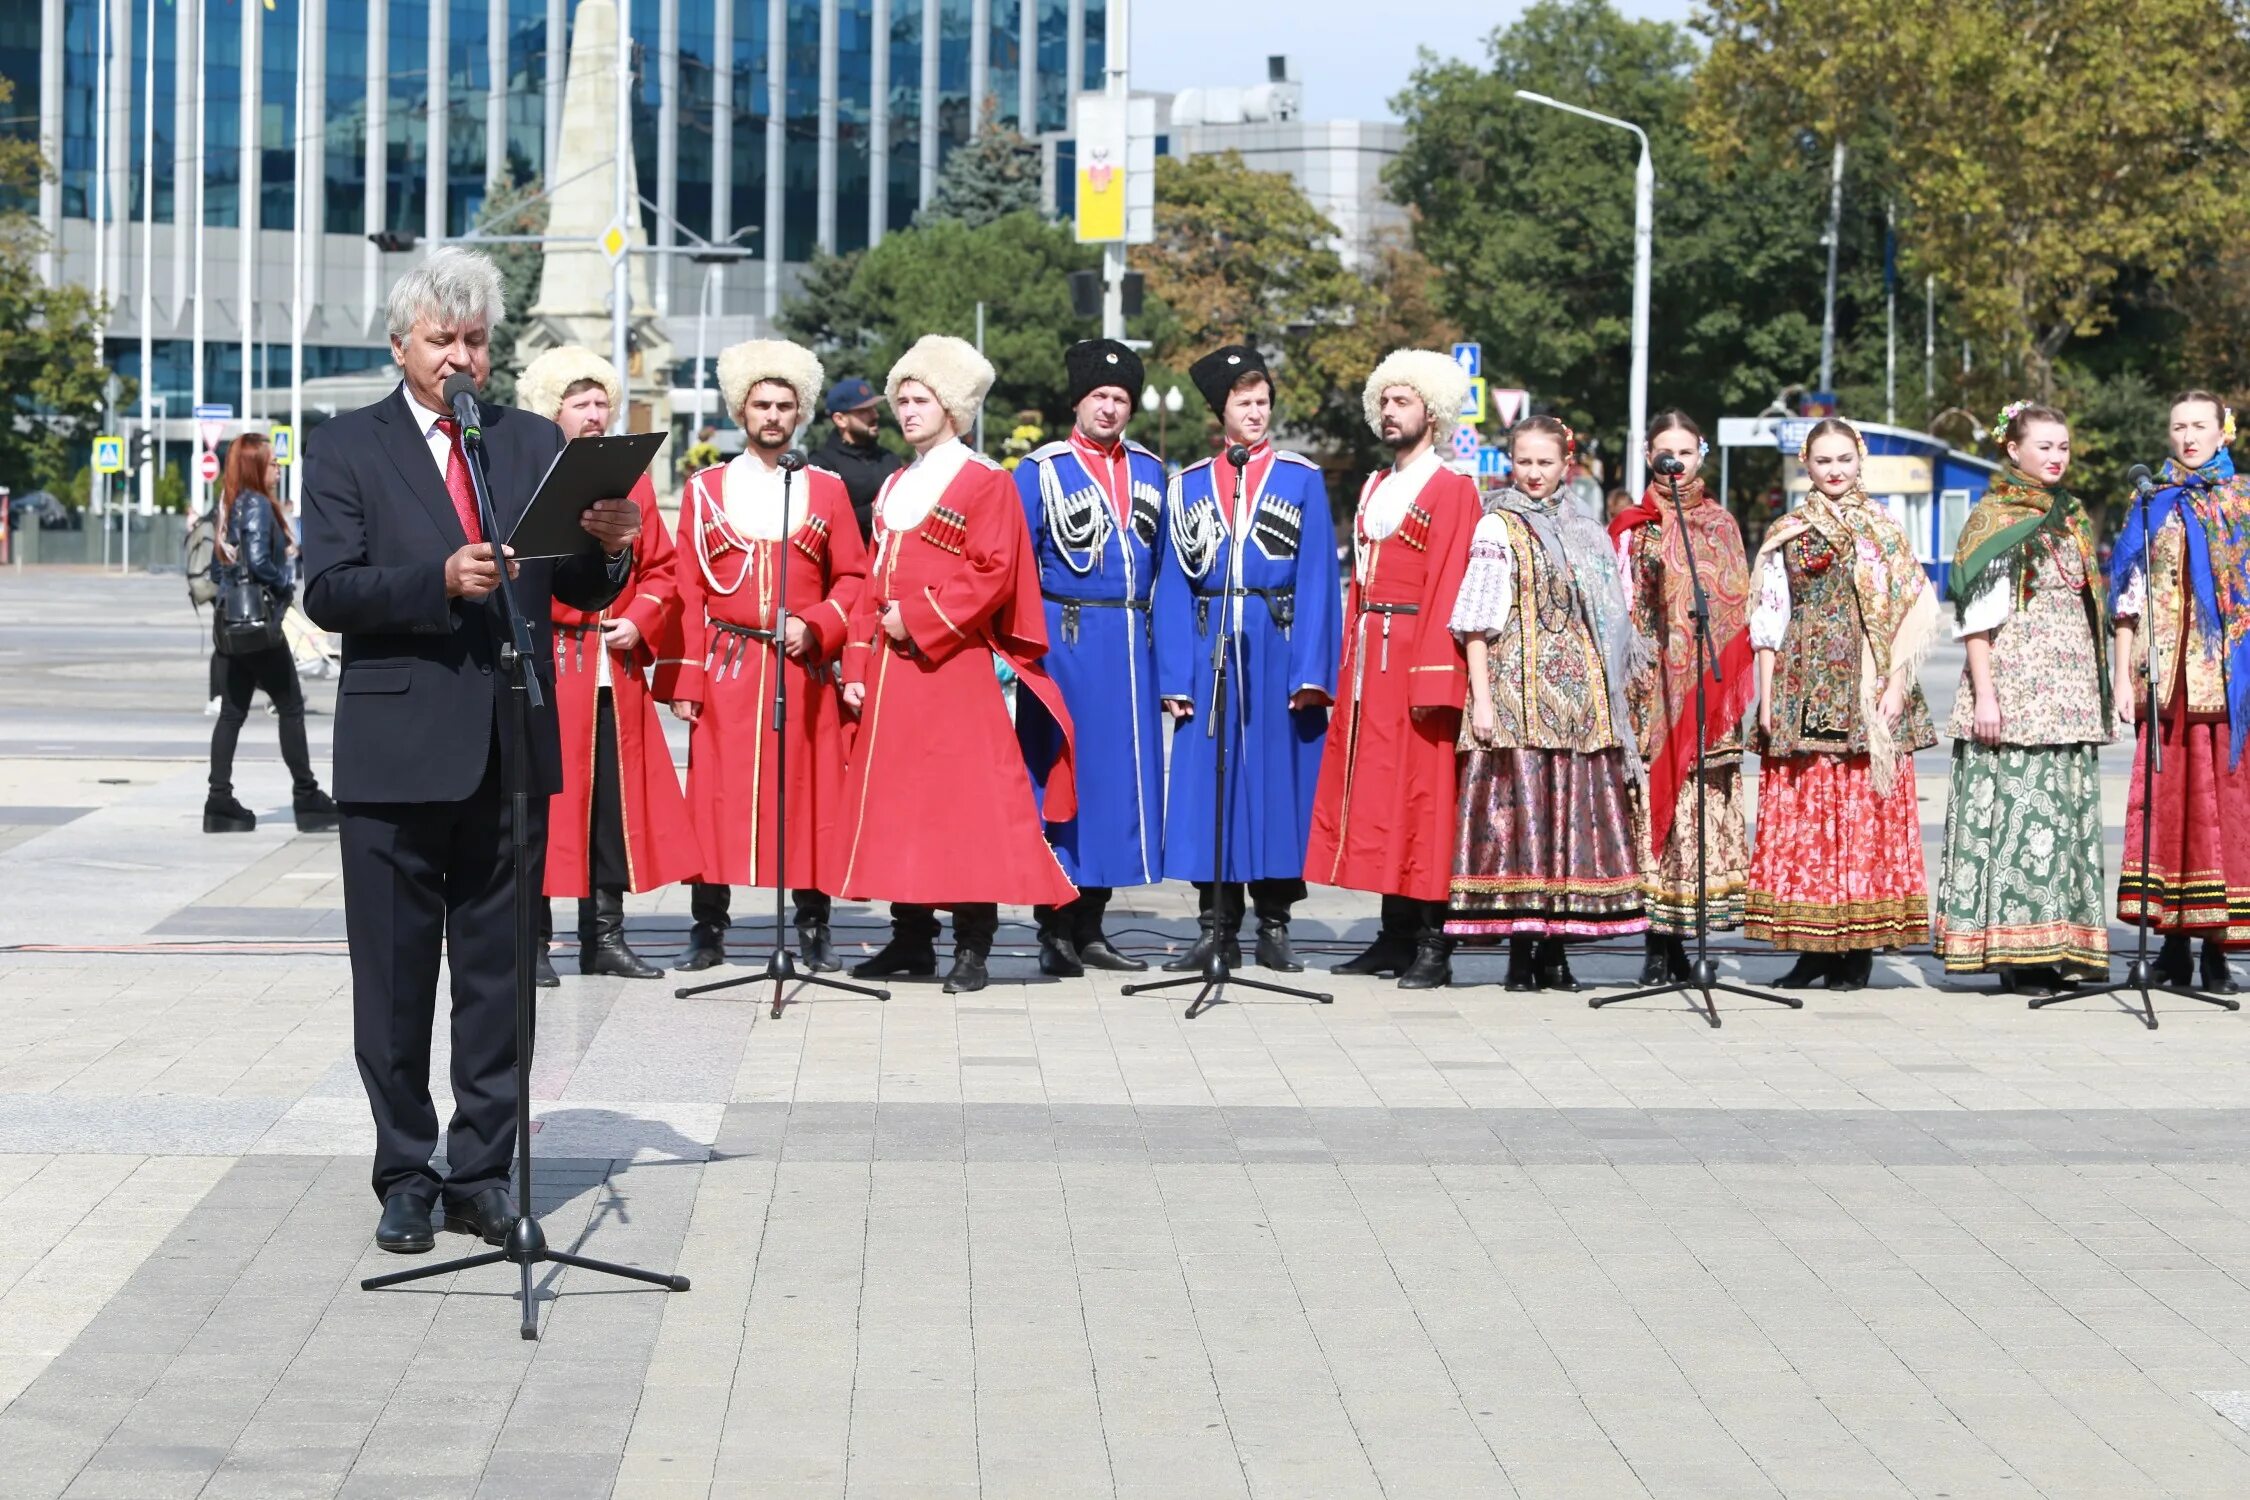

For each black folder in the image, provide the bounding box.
[505,431,669,559]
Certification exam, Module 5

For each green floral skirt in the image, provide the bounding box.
[1933,741,2108,975]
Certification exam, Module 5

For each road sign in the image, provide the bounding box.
[1476,445,1509,478]
[1491,387,1529,427]
[600,221,630,264]
[1777,418,1818,455]
[1462,377,1487,424]
[197,450,221,485]
[92,435,125,474]
[1451,342,1482,378]
[271,425,296,466]
[1449,423,1480,462]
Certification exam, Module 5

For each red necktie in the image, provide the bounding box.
[433,416,484,545]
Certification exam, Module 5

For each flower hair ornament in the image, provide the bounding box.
[2227,406,2239,447]
[1558,420,1579,460]
[1698,436,1711,460]
[1990,399,2032,446]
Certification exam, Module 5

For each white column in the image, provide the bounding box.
[190,0,206,409]
[140,0,155,511]
[487,0,507,190]
[109,0,134,313]
[304,0,327,310]
[1066,0,1082,97]
[816,0,837,250]
[38,0,62,284]
[712,0,733,320]
[365,0,388,327]
[657,0,677,313]
[240,0,259,416]
[1017,0,1034,131]
[428,0,450,250]
[172,0,196,316]
[292,0,308,442]
[918,0,938,204]
[614,0,634,407]
[868,0,888,245]
[763,0,784,321]
[93,0,108,324]
[545,0,566,177]
[969,0,988,136]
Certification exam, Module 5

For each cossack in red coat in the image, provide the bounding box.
[669,457,868,892]
[1306,458,1478,902]
[543,474,703,897]
[836,444,1078,907]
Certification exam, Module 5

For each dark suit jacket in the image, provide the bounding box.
[302,385,623,804]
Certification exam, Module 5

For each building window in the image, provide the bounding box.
[447,0,490,234]
[203,2,243,228]
[938,0,970,160]
[784,0,818,259]
[730,0,768,243]
[1035,0,1067,134]
[129,0,179,223]
[387,1,429,237]
[262,0,299,229]
[886,0,922,231]
[678,0,718,236]
[988,0,1019,130]
[631,0,661,239]
[503,0,547,186]
[837,0,872,253]
[326,5,370,234]
[1081,0,1103,93]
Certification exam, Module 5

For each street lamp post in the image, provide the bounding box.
[1140,382,1182,468]
[1513,90,1653,498]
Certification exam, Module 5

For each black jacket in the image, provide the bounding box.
[810,429,905,541]
[224,491,295,601]
[301,386,624,805]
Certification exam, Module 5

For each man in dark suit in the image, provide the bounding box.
[301,248,644,1255]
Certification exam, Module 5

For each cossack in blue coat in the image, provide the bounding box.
[1152,442,1341,883]
[1015,433,1169,887]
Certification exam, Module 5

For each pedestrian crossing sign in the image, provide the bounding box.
[92,435,124,474]
[1462,378,1487,424]
[271,425,296,466]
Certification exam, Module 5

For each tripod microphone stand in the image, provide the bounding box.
[364,376,690,1338]
[2026,464,2233,1029]
[675,450,890,1018]
[1592,458,1797,1028]
[1126,446,1333,1019]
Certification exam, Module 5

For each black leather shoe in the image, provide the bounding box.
[1504,937,1539,992]
[1076,937,1147,972]
[1636,941,1669,986]
[1826,950,1875,992]
[944,949,990,994]
[1534,940,1578,993]
[1255,922,1303,972]
[673,923,729,972]
[582,892,663,978]
[443,1186,517,1246]
[533,948,561,989]
[1396,938,1454,990]
[1039,935,1085,978]
[2009,965,2061,1000]
[1333,932,1414,977]
[854,937,938,979]
[1774,953,1831,989]
[376,1194,435,1255]
[203,792,256,833]
[2202,939,2242,995]
[1163,927,1239,973]
[796,923,839,972]
[1659,934,1695,982]
[2157,932,2194,986]
[293,787,341,833]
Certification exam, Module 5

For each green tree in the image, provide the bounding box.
[0,79,125,500]
[479,176,550,405]
[917,100,1044,229]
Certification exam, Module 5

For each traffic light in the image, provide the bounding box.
[1067,271,1146,321]
[131,431,154,471]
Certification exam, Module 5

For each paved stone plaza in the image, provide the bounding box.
[5,570,2250,1498]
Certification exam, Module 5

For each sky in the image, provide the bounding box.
[1129,0,1697,123]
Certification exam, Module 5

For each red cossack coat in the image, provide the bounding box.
[543,475,703,897]
[1305,463,1478,902]
[668,460,868,892]
[835,452,1079,907]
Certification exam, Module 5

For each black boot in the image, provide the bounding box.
[293,787,341,833]
[793,890,837,972]
[675,882,731,971]
[2009,964,2061,1000]
[854,905,940,979]
[1071,888,1146,972]
[1396,919,1454,990]
[1774,952,1831,989]
[2157,931,2194,986]
[1252,886,1303,972]
[583,890,663,979]
[533,901,560,989]
[1637,932,1671,986]
[1825,949,1874,992]
[2202,939,2242,995]
[203,791,256,833]
[1036,905,1086,979]
[1166,886,1241,972]
[1335,895,1418,976]
[1535,939,1578,993]
[946,905,997,994]
[1504,935,1539,992]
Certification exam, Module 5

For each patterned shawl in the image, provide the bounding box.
[1606,477,1753,854]
[1753,486,1938,795]
[1493,487,1645,781]
[2109,449,2250,765]
[1950,465,2110,731]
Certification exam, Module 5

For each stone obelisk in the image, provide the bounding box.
[521,0,673,448]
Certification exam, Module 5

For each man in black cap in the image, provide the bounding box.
[1013,340,1170,975]
[810,375,904,540]
[1149,344,1341,971]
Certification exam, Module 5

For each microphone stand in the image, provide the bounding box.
[1591,464,1798,1027]
[364,396,690,1338]
[1126,446,1333,1018]
[676,452,890,1017]
[2026,472,2234,1028]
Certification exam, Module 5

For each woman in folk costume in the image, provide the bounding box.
[668,339,868,974]
[1933,404,2112,997]
[516,345,700,986]
[1306,349,1478,989]
[1746,417,1938,992]
[836,334,1080,994]
[1609,412,1755,986]
[2110,390,2250,995]
[1445,415,1647,992]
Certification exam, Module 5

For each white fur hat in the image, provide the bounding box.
[717,339,825,425]
[1363,348,1473,439]
[886,335,996,437]
[516,345,623,421]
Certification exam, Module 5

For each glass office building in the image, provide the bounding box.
[24,0,1104,413]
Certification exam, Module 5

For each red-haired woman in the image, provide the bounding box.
[204,433,339,834]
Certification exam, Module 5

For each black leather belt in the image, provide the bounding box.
[712,619,777,643]
[1044,591,1151,645]
[1193,585,1295,635]
[1362,601,1420,615]
[707,618,776,680]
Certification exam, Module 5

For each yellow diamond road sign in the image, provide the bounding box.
[600,222,629,264]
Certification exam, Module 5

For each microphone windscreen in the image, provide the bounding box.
[1652,452,1685,475]
[1226,444,1251,466]
[778,449,808,472]
[440,371,480,406]
[2126,463,2153,489]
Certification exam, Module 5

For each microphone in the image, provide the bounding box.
[2126,463,2155,496]
[440,371,481,438]
[777,449,807,472]
[1652,452,1686,476]
[1226,444,1251,466]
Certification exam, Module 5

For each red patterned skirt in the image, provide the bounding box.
[1445,746,1647,940]
[1746,752,1927,952]
[2119,702,2250,945]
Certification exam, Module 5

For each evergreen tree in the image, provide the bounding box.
[917,99,1045,229]
[479,177,551,406]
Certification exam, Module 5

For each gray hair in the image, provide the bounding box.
[385,248,507,341]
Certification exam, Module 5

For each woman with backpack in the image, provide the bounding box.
[205,433,340,834]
